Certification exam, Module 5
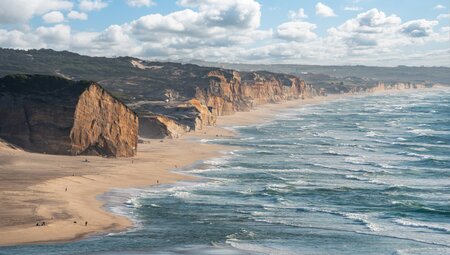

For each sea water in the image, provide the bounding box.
[2,89,450,255]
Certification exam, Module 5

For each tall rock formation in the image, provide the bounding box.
[0,75,138,157]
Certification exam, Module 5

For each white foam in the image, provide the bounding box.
[124,197,142,208]
[287,179,308,185]
[408,128,450,136]
[366,131,382,137]
[393,218,450,233]
[343,213,380,232]
[172,191,192,199]
[345,175,370,181]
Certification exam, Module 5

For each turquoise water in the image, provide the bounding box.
[2,89,450,255]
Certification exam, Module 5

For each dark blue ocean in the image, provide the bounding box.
[2,89,450,255]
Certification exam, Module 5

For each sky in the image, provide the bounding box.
[0,0,449,66]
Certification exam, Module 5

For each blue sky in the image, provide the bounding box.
[0,0,449,66]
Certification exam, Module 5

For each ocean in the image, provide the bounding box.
[2,89,450,255]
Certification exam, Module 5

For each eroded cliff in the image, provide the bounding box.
[129,69,315,139]
[70,84,138,157]
[0,75,138,157]
[195,70,315,116]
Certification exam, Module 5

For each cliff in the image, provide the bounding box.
[364,82,429,93]
[0,49,322,140]
[0,75,138,157]
[139,115,189,139]
[196,70,315,116]
[131,69,315,139]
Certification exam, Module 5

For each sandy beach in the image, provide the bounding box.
[0,88,436,247]
[0,137,228,246]
[0,95,324,247]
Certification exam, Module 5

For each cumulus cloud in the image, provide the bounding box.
[437,13,450,19]
[400,19,438,38]
[126,0,155,7]
[276,21,317,42]
[356,8,401,28]
[36,24,71,45]
[68,11,88,20]
[79,0,108,12]
[0,0,72,24]
[316,2,337,17]
[288,8,308,20]
[327,8,401,48]
[0,29,42,48]
[434,4,446,10]
[42,11,65,23]
[326,8,441,61]
[0,0,447,66]
[68,0,266,57]
[177,0,261,29]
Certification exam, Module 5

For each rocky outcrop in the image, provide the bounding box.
[0,75,138,157]
[139,115,189,139]
[365,82,429,93]
[195,70,315,116]
[179,99,217,130]
[131,69,315,139]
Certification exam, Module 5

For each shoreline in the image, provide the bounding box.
[0,86,444,247]
[0,138,227,247]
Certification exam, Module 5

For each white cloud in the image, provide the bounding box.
[0,29,42,48]
[42,11,65,23]
[354,8,401,28]
[344,6,362,11]
[434,4,446,10]
[315,2,337,17]
[288,8,308,20]
[437,13,450,19]
[0,1,447,66]
[126,0,155,7]
[325,8,440,62]
[36,24,71,45]
[68,10,88,20]
[65,0,266,57]
[177,0,261,29]
[0,0,72,24]
[276,21,317,42]
[96,25,130,45]
[79,0,108,12]
[400,19,438,38]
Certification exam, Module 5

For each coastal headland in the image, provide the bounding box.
[0,86,441,246]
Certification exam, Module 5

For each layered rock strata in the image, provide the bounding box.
[132,69,315,139]
[0,75,138,157]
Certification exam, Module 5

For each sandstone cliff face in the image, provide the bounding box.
[0,75,138,157]
[134,69,315,139]
[345,82,431,94]
[195,70,315,117]
[139,115,189,139]
[185,99,217,129]
[70,84,138,157]
[365,82,429,93]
